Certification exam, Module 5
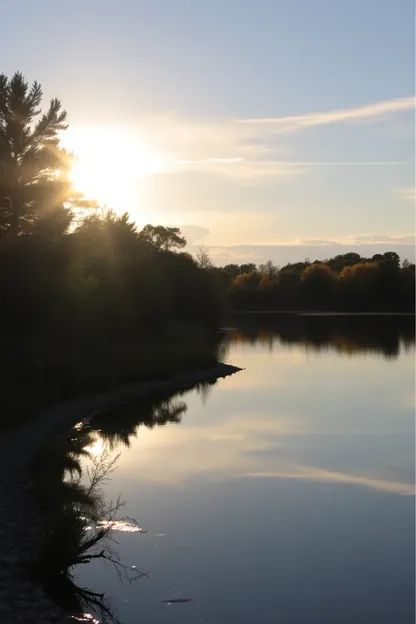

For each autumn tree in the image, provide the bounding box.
[339,262,380,308]
[327,252,363,273]
[0,72,90,238]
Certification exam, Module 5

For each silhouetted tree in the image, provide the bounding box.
[327,252,363,273]
[259,260,279,281]
[239,262,257,274]
[0,72,89,238]
[223,264,241,279]
[138,224,186,251]
[195,245,213,269]
[301,263,337,308]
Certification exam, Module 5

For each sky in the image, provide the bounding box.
[1,0,415,264]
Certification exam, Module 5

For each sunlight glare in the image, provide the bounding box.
[84,435,105,457]
[63,126,165,212]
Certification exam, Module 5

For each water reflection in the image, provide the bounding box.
[30,389,218,623]
[32,316,415,624]
[228,313,415,358]
[92,396,188,450]
[30,436,147,623]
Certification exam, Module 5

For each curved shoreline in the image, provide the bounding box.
[0,362,242,623]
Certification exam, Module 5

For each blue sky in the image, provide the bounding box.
[2,0,415,264]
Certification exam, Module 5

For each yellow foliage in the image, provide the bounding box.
[234,272,253,286]
[339,262,378,280]
[259,274,273,286]
[301,263,336,281]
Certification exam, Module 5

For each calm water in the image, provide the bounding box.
[70,316,415,624]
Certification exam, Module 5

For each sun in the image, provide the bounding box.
[62,126,164,212]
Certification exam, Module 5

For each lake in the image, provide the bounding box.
[62,315,415,624]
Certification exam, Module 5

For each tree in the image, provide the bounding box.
[380,251,400,272]
[259,260,279,281]
[223,264,241,279]
[239,262,257,274]
[74,210,142,262]
[339,262,379,308]
[138,224,186,252]
[328,252,363,273]
[0,72,88,238]
[301,263,337,308]
[195,245,213,269]
[234,271,260,287]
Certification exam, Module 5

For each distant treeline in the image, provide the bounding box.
[212,253,415,312]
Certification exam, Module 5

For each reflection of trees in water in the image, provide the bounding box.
[31,443,146,623]
[195,380,216,405]
[93,396,188,449]
[227,315,415,359]
[30,389,204,623]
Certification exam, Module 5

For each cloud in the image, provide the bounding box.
[168,158,307,183]
[298,234,416,246]
[164,158,409,185]
[179,224,210,244]
[343,233,416,245]
[301,238,341,246]
[207,157,244,163]
[133,95,414,183]
[396,187,416,201]
[204,242,416,266]
[237,95,416,132]
[207,246,262,262]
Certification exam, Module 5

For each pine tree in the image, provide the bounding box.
[0,72,88,238]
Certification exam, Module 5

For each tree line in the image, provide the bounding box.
[211,252,415,312]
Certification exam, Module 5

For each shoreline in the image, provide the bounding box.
[231,310,414,316]
[0,362,241,624]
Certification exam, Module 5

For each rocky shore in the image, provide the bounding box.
[0,363,241,624]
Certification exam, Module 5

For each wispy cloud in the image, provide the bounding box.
[134,95,414,182]
[301,238,341,246]
[299,234,415,246]
[165,158,411,184]
[206,157,244,163]
[207,246,262,262]
[237,95,415,132]
[396,187,416,201]
[345,233,416,245]
[168,158,308,183]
